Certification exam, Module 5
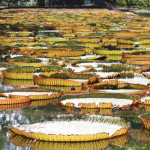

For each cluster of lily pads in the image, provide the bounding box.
[0,8,150,146]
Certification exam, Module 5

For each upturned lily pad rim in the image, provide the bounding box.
[8,115,130,142]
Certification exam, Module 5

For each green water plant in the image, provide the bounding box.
[103,64,136,72]
[40,65,71,72]
[140,113,150,120]
[12,58,42,63]
[6,66,36,73]
[39,72,70,79]
[61,93,137,101]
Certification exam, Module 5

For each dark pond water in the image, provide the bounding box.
[0,101,150,150]
[0,8,150,150]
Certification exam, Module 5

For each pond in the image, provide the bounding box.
[0,103,150,150]
[0,8,150,150]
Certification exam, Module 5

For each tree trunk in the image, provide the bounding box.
[93,0,105,5]
[126,0,130,6]
[7,0,11,6]
[37,0,45,7]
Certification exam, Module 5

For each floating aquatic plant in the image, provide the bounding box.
[5,66,36,73]
[8,115,130,142]
[12,58,42,63]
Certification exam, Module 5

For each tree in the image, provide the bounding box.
[37,0,45,7]
[93,0,105,5]
[7,0,11,6]
[5,0,31,7]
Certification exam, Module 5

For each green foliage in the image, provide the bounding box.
[57,115,75,121]
[32,43,47,47]
[0,1,7,6]
[86,22,96,26]
[118,37,135,41]
[69,73,94,79]
[131,49,150,55]
[40,65,72,72]
[53,41,86,50]
[39,72,70,79]
[120,73,134,79]
[49,58,57,62]
[53,45,86,50]
[14,43,28,47]
[62,68,72,72]
[0,63,12,68]
[141,113,150,120]
[49,72,70,79]
[61,93,136,100]
[105,64,136,72]
[6,66,36,73]
[98,64,107,67]
[40,65,62,72]
[4,0,36,7]
[116,0,150,7]
[13,58,42,63]
[63,59,72,63]
[39,74,49,78]
[72,60,94,65]
[99,23,111,29]
[128,83,149,89]
[138,92,144,97]
[0,0,149,7]
[55,41,82,45]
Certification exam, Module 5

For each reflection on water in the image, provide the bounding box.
[8,132,130,150]
[2,78,34,88]
[0,102,30,111]
[138,128,150,144]
[0,85,15,91]
[0,75,149,149]
[0,104,65,150]
[0,102,150,150]
[9,131,110,150]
